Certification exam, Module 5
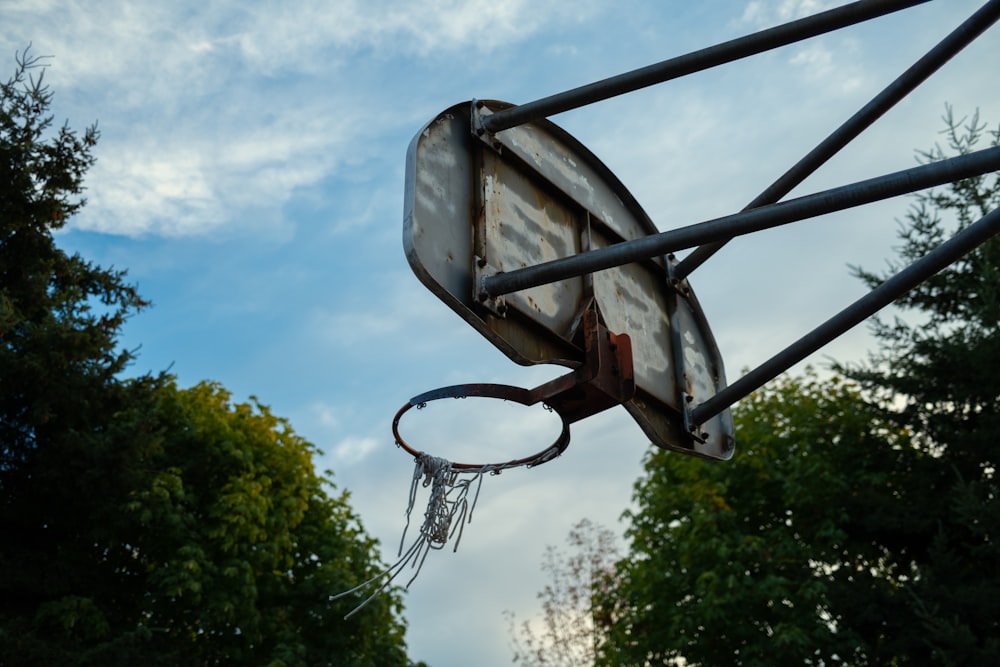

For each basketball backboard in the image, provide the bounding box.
[403,100,734,460]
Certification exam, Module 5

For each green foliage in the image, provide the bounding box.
[0,49,419,666]
[597,372,917,666]
[594,108,1000,666]
[123,381,413,666]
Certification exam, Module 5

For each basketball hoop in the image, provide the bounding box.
[334,0,1000,622]
[332,311,635,618]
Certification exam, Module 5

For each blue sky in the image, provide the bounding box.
[4,1,999,664]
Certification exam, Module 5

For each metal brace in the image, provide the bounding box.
[470,99,503,153]
[473,255,507,317]
[682,394,710,444]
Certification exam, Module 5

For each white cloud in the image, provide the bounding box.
[732,0,865,97]
[332,435,379,464]
[789,41,863,93]
[70,92,366,236]
[3,0,604,239]
[309,401,345,433]
[740,0,839,27]
[256,0,602,60]
[775,0,838,21]
[13,0,600,83]
[82,148,220,236]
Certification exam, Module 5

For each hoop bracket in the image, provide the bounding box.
[392,309,634,469]
[528,309,635,423]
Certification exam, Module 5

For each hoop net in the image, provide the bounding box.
[332,386,571,618]
[332,453,499,618]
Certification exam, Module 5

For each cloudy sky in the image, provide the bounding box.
[4,1,999,664]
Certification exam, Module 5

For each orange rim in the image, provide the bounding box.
[391,383,572,470]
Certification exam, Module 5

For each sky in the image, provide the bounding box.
[4,0,1000,664]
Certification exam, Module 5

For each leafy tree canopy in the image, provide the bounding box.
[0,49,419,666]
[597,372,917,666]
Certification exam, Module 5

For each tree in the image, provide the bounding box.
[0,49,418,665]
[0,46,159,661]
[593,108,1000,666]
[843,106,1000,663]
[506,519,620,666]
[117,380,414,666]
[596,372,913,666]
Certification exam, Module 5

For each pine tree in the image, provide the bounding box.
[845,105,1000,663]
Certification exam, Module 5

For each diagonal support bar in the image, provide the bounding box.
[688,205,1000,425]
[481,0,928,133]
[676,0,1000,279]
[479,146,1000,299]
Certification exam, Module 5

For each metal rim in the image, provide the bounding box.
[391,383,572,471]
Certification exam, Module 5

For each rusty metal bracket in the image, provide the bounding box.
[528,309,635,423]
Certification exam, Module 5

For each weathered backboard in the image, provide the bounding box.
[404,100,734,459]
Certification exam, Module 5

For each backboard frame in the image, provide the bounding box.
[404,99,734,459]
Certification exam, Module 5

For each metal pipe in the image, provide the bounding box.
[482,0,929,133]
[480,146,1000,298]
[689,205,1000,424]
[676,0,1000,279]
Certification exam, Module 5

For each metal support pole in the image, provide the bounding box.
[479,147,1000,298]
[688,206,1000,425]
[481,0,928,134]
[676,0,1000,279]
